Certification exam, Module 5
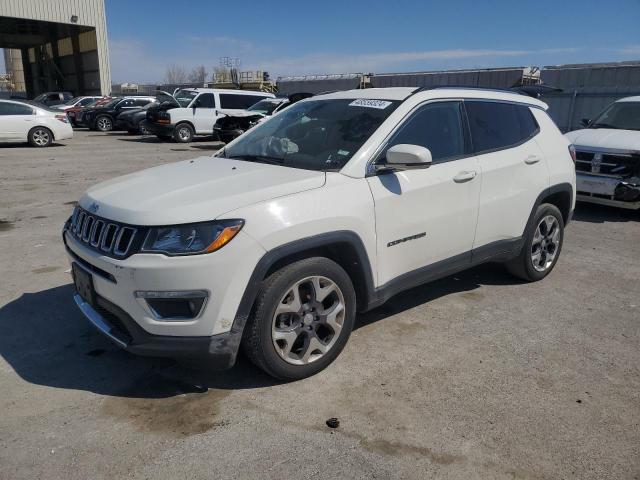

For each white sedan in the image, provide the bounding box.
[0,99,73,147]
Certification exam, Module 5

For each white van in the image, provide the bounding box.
[145,88,275,142]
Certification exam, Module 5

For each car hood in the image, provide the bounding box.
[79,156,326,225]
[565,128,640,152]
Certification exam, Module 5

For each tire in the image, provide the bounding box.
[242,257,356,380]
[174,123,194,143]
[95,115,113,132]
[28,127,53,147]
[138,121,151,135]
[506,203,564,282]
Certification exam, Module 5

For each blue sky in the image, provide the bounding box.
[3,0,640,83]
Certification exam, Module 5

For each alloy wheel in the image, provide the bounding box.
[32,128,50,146]
[531,215,560,272]
[271,276,345,365]
[97,117,112,131]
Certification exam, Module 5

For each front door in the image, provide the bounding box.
[192,93,217,133]
[367,100,481,286]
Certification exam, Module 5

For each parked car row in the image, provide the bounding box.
[1,87,639,214]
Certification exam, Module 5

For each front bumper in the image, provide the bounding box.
[576,172,640,210]
[144,120,175,137]
[73,291,240,367]
[64,224,265,366]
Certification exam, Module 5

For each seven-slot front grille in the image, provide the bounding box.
[68,206,139,258]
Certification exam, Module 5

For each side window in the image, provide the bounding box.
[133,99,150,107]
[384,101,465,163]
[219,94,265,109]
[47,93,59,101]
[0,102,33,115]
[194,93,216,108]
[465,101,538,154]
[79,98,94,106]
[516,105,539,139]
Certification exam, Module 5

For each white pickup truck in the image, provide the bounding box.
[565,96,640,209]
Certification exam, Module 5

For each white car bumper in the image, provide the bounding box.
[576,172,640,210]
[63,226,265,365]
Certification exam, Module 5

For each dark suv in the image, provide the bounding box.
[79,96,156,131]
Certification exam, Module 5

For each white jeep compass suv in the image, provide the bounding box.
[63,87,576,380]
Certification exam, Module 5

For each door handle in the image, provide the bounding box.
[453,171,477,183]
[524,155,541,165]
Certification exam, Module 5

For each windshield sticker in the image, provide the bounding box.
[349,99,393,109]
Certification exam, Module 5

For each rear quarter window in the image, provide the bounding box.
[220,94,269,110]
[466,101,539,154]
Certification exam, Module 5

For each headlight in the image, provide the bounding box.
[141,219,244,256]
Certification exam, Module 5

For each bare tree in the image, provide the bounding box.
[188,65,208,85]
[164,64,188,84]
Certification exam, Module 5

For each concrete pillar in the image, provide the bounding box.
[3,49,26,93]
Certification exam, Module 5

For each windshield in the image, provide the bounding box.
[590,102,640,131]
[174,89,198,107]
[222,98,399,171]
[99,98,121,108]
[247,99,283,115]
[33,94,47,102]
[64,97,82,105]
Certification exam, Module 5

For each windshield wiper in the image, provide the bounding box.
[226,154,285,166]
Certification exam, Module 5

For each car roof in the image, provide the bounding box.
[314,86,547,109]
[616,96,640,103]
[180,88,273,95]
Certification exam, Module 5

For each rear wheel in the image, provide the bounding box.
[242,257,356,380]
[174,123,194,143]
[95,115,113,132]
[506,203,564,281]
[28,127,53,147]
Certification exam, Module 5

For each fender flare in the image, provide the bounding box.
[231,230,375,334]
[523,182,574,238]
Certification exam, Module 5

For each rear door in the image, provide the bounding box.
[466,100,549,250]
[0,102,35,140]
[192,93,217,133]
[367,100,481,285]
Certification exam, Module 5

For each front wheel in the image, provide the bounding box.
[174,123,194,143]
[242,257,356,380]
[95,115,113,132]
[506,203,564,281]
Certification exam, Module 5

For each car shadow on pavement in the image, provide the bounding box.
[0,263,517,399]
[0,142,65,148]
[572,203,639,223]
[355,262,520,330]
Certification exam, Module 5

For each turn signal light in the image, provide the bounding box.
[568,144,576,164]
[205,224,243,252]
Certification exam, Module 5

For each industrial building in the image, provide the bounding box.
[539,61,640,132]
[0,0,110,98]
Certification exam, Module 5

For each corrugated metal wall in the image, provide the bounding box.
[371,68,529,88]
[277,75,363,95]
[0,0,110,94]
[540,63,640,132]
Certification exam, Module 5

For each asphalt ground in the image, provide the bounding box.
[1,130,638,479]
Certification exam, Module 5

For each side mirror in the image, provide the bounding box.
[580,118,590,128]
[385,144,432,169]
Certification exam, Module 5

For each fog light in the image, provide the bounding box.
[134,290,208,320]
